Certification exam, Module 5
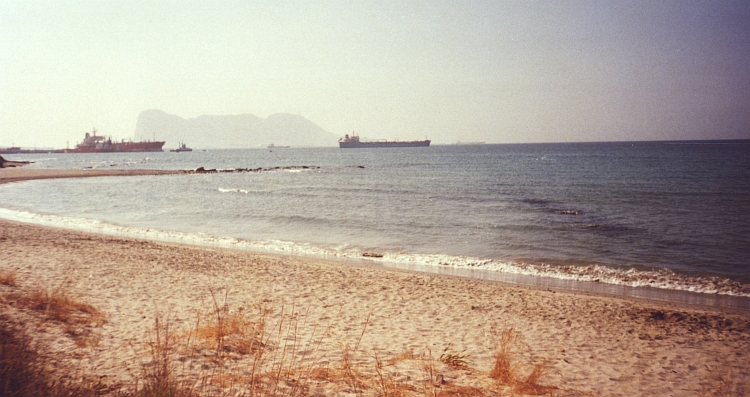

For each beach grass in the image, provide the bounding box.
[2,281,747,396]
[7,285,104,327]
[1,280,563,396]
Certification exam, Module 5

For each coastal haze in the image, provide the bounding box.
[135,110,339,148]
[2,2,750,148]
[2,3,750,394]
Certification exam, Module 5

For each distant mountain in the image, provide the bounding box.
[134,110,339,149]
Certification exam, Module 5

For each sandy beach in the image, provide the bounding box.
[0,167,185,185]
[1,169,749,396]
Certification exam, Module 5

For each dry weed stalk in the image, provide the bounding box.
[338,313,370,393]
[185,296,347,397]
[276,307,335,397]
[188,290,268,359]
[374,352,391,397]
[420,348,439,397]
[246,304,274,396]
[373,352,417,397]
[134,315,196,397]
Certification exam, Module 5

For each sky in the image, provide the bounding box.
[1,1,749,148]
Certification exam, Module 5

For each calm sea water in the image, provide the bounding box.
[1,141,749,304]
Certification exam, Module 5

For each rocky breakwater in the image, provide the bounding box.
[193,165,320,173]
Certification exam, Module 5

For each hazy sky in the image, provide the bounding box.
[2,1,749,147]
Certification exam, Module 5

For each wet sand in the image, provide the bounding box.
[1,168,749,396]
[0,167,185,185]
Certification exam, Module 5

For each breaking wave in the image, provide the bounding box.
[218,188,249,194]
[1,207,748,298]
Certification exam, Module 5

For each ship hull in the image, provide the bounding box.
[65,141,165,153]
[339,140,430,148]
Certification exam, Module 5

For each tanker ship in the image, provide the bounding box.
[338,133,430,148]
[65,129,165,153]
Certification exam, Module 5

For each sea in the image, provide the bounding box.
[1,141,749,309]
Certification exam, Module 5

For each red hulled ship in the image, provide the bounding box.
[65,129,165,153]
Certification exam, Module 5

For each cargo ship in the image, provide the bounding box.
[338,133,430,148]
[65,129,165,153]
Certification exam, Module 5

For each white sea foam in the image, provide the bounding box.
[0,207,351,258]
[1,207,748,298]
[218,188,249,194]
[375,252,750,297]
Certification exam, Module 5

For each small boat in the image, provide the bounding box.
[268,143,290,149]
[170,143,193,152]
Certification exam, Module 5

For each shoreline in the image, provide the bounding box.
[2,167,749,312]
[0,167,186,185]
[2,218,749,395]
[1,168,750,395]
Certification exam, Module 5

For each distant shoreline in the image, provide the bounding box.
[0,168,187,185]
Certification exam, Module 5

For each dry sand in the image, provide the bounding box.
[1,168,749,396]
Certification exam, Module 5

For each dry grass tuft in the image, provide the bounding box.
[3,284,105,348]
[386,348,419,366]
[489,328,518,384]
[488,328,555,395]
[514,361,555,395]
[8,286,105,327]
[190,305,266,356]
[439,346,469,369]
[0,270,17,286]
[186,289,270,361]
